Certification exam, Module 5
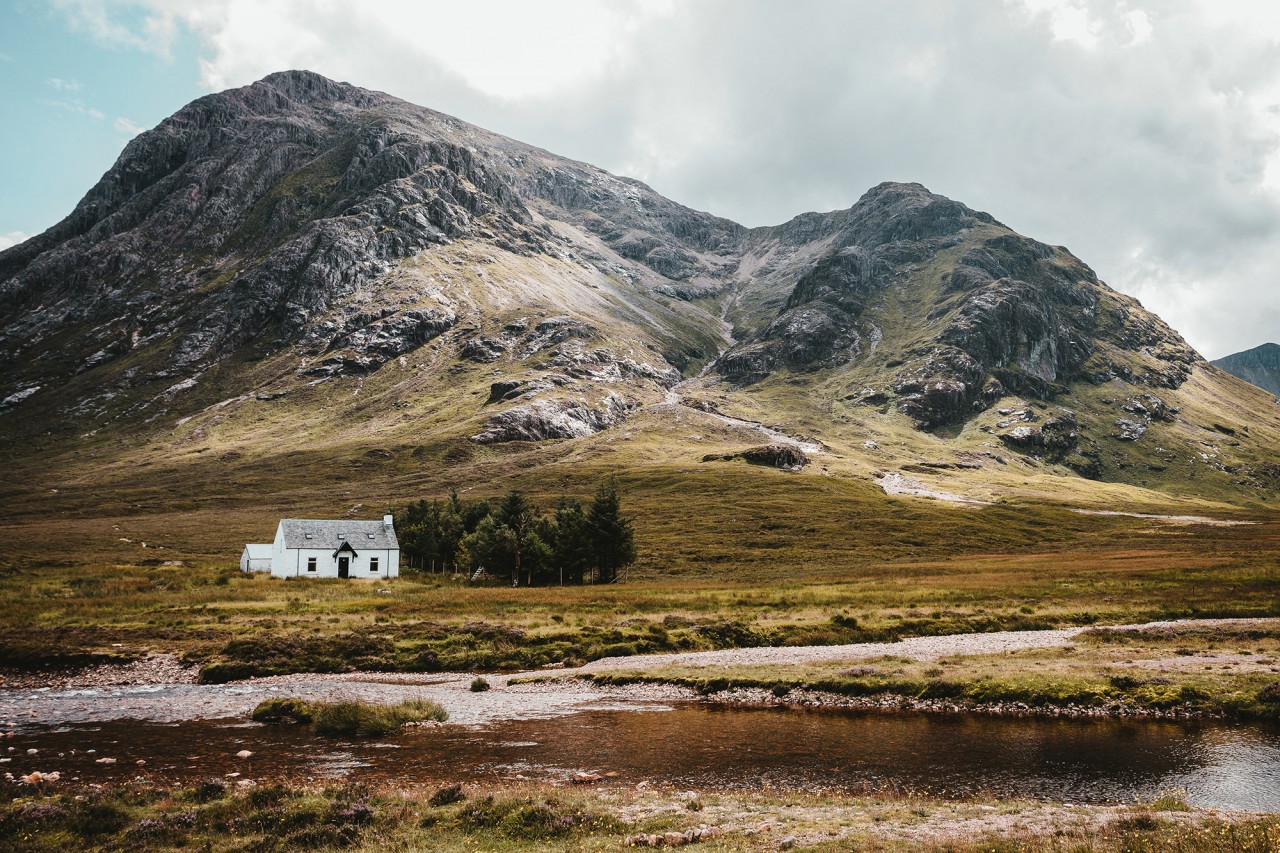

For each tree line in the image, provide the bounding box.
[395,478,636,585]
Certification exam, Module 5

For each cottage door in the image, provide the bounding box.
[338,556,350,578]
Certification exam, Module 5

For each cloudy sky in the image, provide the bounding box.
[2,0,1279,358]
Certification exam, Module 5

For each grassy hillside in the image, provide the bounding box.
[3,426,1276,678]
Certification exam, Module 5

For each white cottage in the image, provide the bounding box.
[240,543,273,572]
[266,515,400,579]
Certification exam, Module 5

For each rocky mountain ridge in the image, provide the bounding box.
[1213,343,1280,397]
[2,70,1278,505]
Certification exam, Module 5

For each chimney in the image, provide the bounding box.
[383,514,394,528]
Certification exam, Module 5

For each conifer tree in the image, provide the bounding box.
[553,497,593,585]
[495,489,536,586]
[587,477,636,583]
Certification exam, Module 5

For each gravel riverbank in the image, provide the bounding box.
[1,618,1275,727]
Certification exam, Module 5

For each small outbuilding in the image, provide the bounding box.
[240,543,273,573]
[265,515,400,579]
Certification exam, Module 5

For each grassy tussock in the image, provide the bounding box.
[251,697,447,737]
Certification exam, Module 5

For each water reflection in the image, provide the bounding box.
[3,705,1277,810]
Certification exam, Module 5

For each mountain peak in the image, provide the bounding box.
[251,69,370,106]
[3,73,1278,504]
[1212,343,1280,396]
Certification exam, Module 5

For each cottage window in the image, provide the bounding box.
[370,557,380,573]
[307,557,317,572]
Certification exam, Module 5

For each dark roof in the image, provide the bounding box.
[278,518,398,550]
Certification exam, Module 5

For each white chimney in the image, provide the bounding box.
[383,514,394,528]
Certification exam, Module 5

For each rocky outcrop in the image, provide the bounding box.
[716,199,967,382]
[715,181,1200,434]
[892,348,993,428]
[470,394,633,443]
[889,235,1112,427]
[997,409,1080,458]
[329,308,456,358]
[1113,419,1148,441]
[1122,393,1178,423]
[460,337,507,363]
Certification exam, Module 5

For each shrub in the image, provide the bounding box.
[67,799,131,837]
[457,796,590,840]
[1147,788,1191,811]
[428,783,466,807]
[188,778,227,803]
[596,643,637,659]
[470,677,490,693]
[499,803,573,839]
[697,620,763,649]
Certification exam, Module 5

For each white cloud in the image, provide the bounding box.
[179,0,680,99]
[0,51,14,63]
[45,77,83,91]
[40,0,1280,358]
[113,116,146,135]
[38,98,105,120]
[1126,9,1153,45]
[0,231,33,251]
[50,0,180,59]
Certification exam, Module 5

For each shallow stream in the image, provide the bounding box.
[4,702,1278,811]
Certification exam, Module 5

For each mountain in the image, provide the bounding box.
[1213,343,1280,397]
[2,69,1279,532]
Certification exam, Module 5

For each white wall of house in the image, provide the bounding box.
[240,544,273,572]
[269,546,398,579]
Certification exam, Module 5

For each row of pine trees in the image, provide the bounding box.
[395,478,636,585]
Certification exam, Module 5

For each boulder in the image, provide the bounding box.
[702,444,809,471]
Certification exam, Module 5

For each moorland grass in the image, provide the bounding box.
[0,780,1276,853]
[1,527,1278,681]
[0,435,1277,681]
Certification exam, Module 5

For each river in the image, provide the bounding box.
[4,702,1277,811]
